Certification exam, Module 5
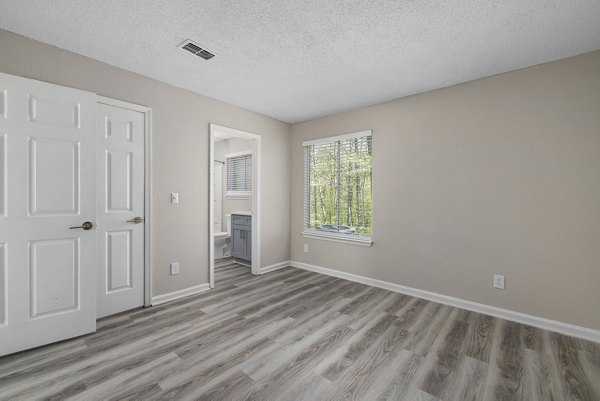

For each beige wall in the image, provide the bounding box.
[0,29,291,297]
[290,51,600,331]
[2,28,599,331]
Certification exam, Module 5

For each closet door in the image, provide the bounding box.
[96,101,145,318]
[0,72,97,356]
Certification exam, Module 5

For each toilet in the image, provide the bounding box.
[214,214,231,259]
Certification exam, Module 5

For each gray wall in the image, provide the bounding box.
[0,29,291,297]
[290,51,600,331]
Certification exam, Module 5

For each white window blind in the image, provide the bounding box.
[226,152,252,196]
[304,131,372,241]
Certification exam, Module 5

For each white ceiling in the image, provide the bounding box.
[1,1,599,123]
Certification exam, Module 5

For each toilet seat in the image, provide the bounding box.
[215,231,230,238]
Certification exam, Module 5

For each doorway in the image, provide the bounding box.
[209,124,261,288]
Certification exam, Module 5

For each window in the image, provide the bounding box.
[303,130,373,245]
[226,151,252,197]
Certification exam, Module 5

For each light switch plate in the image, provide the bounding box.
[171,192,179,204]
[493,274,505,289]
[170,262,180,275]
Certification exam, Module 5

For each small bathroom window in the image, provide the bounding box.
[226,151,252,198]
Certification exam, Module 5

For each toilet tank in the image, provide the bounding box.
[225,214,232,235]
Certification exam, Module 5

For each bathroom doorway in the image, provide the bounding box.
[209,124,261,288]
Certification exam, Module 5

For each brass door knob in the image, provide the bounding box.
[69,221,94,230]
[127,216,144,224]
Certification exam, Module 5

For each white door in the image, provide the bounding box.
[0,72,97,356]
[96,101,145,318]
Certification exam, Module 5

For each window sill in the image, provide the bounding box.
[225,192,252,199]
[301,231,373,247]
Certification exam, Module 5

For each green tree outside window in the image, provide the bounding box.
[304,134,372,238]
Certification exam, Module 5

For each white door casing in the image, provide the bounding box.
[96,101,145,318]
[209,124,261,289]
[0,72,97,356]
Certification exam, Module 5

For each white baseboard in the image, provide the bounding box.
[290,260,600,343]
[259,260,291,274]
[151,283,211,306]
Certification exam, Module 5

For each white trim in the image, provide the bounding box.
[212,124,255,139]
[290,261,600,343]
[209,124,262,289]
[301,231,373,247]
[226,150,252,159]
[96,96,153,308]
[302,129,372,146]
[259,260,291,274]
[209,128,215,288]
[144,108,153,307]
[252,133,261,278]
[97,96,150,113]
[150,283,210,306]
[225,191,252,199]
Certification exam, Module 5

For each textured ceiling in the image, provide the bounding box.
[1,1,599,123]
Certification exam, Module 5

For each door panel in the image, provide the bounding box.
[97,102,144,318]
[29,238,79,318]
[0,90,6,119]
[105,118,132,141]
[0,243,5,327]
[28,95,81,127]
[29,137,80,215]
[0,72,97,356]
[106,150,133,212]
[106,229,133,292]
[0,133,6,217]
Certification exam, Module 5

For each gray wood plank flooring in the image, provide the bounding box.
[1,258,599,400]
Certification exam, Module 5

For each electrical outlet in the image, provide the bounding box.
[170,262,180,275]
[303,244,309,253]
[493,274,505,289]
[171,192,179,204]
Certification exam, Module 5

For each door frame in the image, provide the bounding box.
[209,123,261,288]
[97,96,153,307]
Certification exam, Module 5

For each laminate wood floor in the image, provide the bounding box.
[1,259,599,400]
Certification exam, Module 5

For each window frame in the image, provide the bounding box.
[225,150,252,199]
[302,130,373,247]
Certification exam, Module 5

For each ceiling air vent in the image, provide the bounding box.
[180,40,216,60]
